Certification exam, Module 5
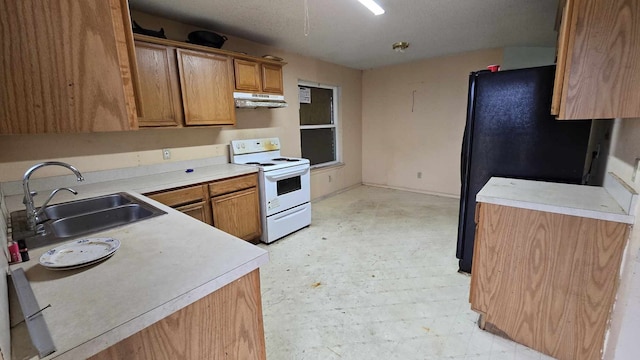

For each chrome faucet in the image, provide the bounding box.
[23,162,84,230]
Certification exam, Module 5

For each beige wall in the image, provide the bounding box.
[361,48,503,197]
[0,11,362,200]
[602,118,640,359]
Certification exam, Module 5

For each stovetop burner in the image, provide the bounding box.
[273,158,301,162]
[246,162,261,165]
[261,163,275,166]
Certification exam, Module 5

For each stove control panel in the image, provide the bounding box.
[231,138,281,155]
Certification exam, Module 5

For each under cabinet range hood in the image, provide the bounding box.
[234,92,288,109]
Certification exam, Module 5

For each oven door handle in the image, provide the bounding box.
[273,205,308,221]
[266,168,309,181]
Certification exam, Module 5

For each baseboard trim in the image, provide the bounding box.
[311,183,363,202]
[361,182,460,199]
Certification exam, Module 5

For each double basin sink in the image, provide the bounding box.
[11,193,166,249]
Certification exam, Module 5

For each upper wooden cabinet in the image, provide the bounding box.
[135,41,236,127]
[233,59,284,95]
[177,49,236,126]
[0,0,139,134]
[134,41,183,127]
[261,63,284,94]
[234,59,262,92]
[552,0,640,120]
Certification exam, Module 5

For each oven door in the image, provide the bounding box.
[261,164,311,217]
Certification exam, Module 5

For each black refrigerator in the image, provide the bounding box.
[456,65,594,274]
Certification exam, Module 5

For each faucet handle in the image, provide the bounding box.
[22,191,37,205]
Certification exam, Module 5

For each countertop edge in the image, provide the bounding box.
[54,253,269,360]
[477,194,635,224]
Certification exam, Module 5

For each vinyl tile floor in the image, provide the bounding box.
[258,185,555,360]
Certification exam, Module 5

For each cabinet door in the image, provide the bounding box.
[261,64,284,94]
[176,201,212,225]
[234,59,261,92]
[211,188,261,243]
[135,42,183,127]
[0,0,138,134]
[146,184,213,225]
[553,0,640,119]
[176,49,236,126]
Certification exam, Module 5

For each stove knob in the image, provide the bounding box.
[241,143,246,149]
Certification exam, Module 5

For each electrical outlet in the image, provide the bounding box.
[162,149,171,160]
[417,172,422,179]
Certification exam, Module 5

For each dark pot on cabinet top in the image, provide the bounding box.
[187,31,228,49]
[132,20,167,39]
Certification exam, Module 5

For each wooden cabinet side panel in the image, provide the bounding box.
[89,269,266,360]
[560,0,640,119]
[109,0,139,130]
[470,203,521,317]
[134,42,183,127]
[261,64,284,94]
[476,204,628,360]
[177,49,236,126]
[469,203,486,311]
[211,188,261,242]
[551,0,574,116]
[0,0,134,133]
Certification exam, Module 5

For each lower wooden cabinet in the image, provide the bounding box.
[144,173,261,242]
[89,269,266,360]
[209,173,262,243]
[211,187,261,243]
[470,202,630,360]
[175,201,211,225]
[146,184,212,225]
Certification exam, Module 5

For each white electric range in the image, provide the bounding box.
[230,138,311,243]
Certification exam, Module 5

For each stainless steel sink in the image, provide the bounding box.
[10,193,166,250]
[49,204,158,238]
[43,193,133,220]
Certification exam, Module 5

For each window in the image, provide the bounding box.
[298,82,339,167]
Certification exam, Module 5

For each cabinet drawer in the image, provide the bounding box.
[209,174,258,197]
[147,185,206,207]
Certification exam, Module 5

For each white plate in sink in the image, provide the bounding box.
[39,238,120,270]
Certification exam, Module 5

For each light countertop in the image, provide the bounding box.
[3,163,259,211]
[5,163,268,359]
[476,177,635,224]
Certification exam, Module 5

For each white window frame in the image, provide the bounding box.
[298,80,341,168]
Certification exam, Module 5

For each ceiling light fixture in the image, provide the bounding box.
[392,41,409,52]
[358,0,385,16]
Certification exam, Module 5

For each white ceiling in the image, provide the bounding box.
[129,0,559,70]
